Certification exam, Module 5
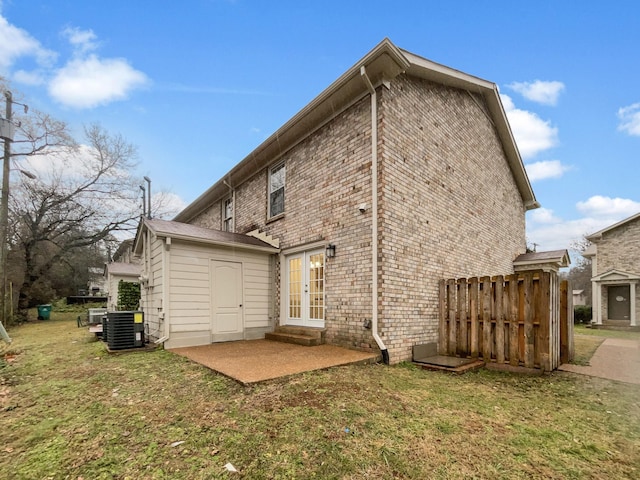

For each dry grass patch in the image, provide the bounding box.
[1,314,640,479]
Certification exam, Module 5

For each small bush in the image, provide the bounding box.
[574,305,593,324]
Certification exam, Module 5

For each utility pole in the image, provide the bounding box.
[0,91,13,332]
[139,184,146,217]
[143,176,151,219]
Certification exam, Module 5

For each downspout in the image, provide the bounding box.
[360,66,389,365]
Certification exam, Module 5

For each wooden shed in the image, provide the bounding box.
[133,218,279,349]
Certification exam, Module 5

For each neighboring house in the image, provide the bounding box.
[134,38,539,363]
[573,290,586,307]
[87,267,107,295]
[104,262,142,311]
[583,212,640,327]
[111,239,136,264]
[104,238,142,311]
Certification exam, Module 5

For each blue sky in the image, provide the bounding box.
[1,0,639,256]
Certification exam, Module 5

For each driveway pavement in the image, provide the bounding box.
[558,337,640,385]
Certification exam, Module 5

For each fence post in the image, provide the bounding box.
[508,274,520,366]
[439,279,447,355]
[482,276,492,361]
[560,279,574,363]
[469,277,479,358]
[447,278,457,356]
[457,278,468,356]
[538,271,551,372]
[523,272,535,368]
[495,275,505,364]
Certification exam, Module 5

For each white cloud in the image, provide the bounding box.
[501,94,559,159]
[576,195,640,218]
[617,103,640,136]
[49,54,148,108]
[0,14,56,71]
[155,191,188,219]
[508,80,565,106]
[12,69,45,85]
[0,14,147,108]
[62,26,99,54]
[528,207,562,225]
[525,160,569,182]
[526,196,640,252]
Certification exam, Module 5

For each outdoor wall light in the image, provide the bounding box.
[326,243,336,258]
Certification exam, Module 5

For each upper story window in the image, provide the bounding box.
[223,197,233,232]
[269,163,285,218]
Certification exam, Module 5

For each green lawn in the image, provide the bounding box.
[1,313,639,479]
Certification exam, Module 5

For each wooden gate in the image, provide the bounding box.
[439,271,573,371]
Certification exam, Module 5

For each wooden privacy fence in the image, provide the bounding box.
[439,271,572,371]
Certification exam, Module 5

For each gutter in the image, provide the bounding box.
[360,66,389,365]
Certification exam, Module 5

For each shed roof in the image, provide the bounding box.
[133,218,279,254]
[174,38,538,224]
[106,262,141,277]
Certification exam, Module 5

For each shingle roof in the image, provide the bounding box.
[585,211,640,241]
[174,38,538,224]
[137,218,278,253]
[106,262,141,276]
[513,249,570,267]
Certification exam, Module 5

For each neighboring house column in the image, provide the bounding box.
[592,281,602,325]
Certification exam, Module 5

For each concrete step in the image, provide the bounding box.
[592,324,640,332]
[265,326,326,346]
[265,331,323,346]
[591,320,640,332]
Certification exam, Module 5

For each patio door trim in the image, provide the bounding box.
[280,245,326,328]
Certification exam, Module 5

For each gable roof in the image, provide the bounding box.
[585,211,640,242]
[513,249,571,268]
[133,218,279,254]
[174,38,538,223]
[112,238,134,261]
[591,268,640,282]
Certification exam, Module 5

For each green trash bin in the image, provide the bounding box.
[37,304,52,320]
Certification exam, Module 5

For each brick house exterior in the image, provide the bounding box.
[584,212,640,327]
[141,39,538,363]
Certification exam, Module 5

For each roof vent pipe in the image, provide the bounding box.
[360,66,389,365]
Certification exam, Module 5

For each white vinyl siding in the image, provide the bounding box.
[160,241,272,348]
[142,234,165,339]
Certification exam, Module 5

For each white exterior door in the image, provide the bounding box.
[285,250,325,328]
[211,260,243,341]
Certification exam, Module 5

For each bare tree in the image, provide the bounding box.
[565,237,593,305]
[9,124,141,317]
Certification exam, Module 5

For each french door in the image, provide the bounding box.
[286,249,325,327]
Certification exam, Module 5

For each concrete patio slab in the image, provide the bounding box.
[169,339,379,384]
[559,337,640,385]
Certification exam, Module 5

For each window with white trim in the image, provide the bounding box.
[223,197,233,232]
[268,163,285,218]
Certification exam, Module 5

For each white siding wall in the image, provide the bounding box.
[142,233,165,341]
[162,240,273,349]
